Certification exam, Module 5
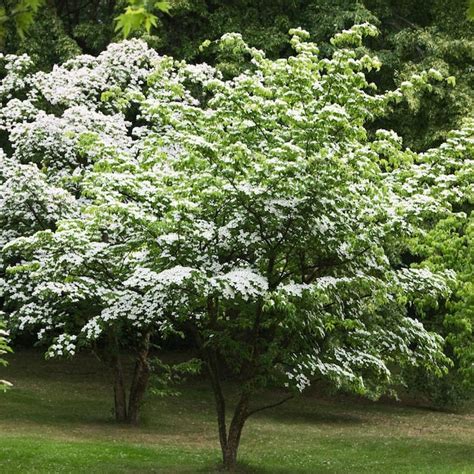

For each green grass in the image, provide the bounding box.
[0,351,473,473]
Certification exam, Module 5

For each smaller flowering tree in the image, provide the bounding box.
[0,41,179,423]
[3,201,172,423]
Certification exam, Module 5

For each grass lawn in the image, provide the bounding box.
[0,350,473,473]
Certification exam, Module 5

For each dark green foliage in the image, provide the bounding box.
[148,356,202,397]
[0,0,46,49]
[10,6,81,70]
[371,0,474,150]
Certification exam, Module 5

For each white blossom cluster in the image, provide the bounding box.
[46,334,78,358]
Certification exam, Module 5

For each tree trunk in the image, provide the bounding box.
[207,352,228,459]
[105,331,128,422]
[127,332,151,425]
[193,309,250,471]
[222,393,250,471]
[112,354,128,422]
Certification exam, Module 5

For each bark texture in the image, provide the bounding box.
[127,332,151,425]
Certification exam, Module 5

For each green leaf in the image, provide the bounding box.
[446,76,456,87]
[468,0,474,20]
[143,12,158,33]
[155,1,171,14]
[115,7,147,37]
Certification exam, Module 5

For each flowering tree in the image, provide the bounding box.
[0,41,172,423]
[1,24,466,469]
[114,27,454,468]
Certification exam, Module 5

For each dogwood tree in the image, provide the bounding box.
[2,25,464,468]
[116,27,454,468]
[0,41,176,423]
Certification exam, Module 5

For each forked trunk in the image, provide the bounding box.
[197,304,251,471]
[222,423,243,471]
[221,393,249,471]
[223,445,238,472]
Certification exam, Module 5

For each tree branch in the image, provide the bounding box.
[247,394,294,418]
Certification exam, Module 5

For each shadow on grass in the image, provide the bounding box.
[1,351,473,473]
[0,387,115,426]
[255,405,364,426]
[192,461,282,473]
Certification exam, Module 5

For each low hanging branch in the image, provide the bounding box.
[246,395,295,418]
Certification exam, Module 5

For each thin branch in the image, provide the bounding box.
[304,246,371,283]
[247,394,294,418]
[393,13,419,30]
